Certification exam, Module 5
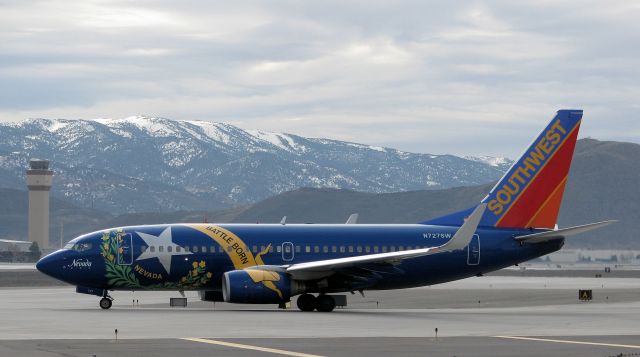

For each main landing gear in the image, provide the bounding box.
[296,293,336,312]
[99,292,113,310]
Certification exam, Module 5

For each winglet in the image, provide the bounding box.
[435,203,486,252]
[345,213,359,224]
[285,204,486,277]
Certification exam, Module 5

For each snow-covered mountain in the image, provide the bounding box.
[464,155,512,168]
[0,117,512,213]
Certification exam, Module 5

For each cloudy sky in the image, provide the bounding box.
[1,1,638,157]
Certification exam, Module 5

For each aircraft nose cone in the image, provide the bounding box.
[36,253,65,281]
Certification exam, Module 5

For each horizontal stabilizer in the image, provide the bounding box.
[514,220,617,244]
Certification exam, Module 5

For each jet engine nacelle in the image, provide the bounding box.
[222,269,304,304]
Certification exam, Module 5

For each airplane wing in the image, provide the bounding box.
[282,204,486,280]
[514,220,617,244]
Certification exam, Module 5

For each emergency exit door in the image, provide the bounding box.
[282,242,294,261]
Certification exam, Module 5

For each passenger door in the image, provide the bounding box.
[117,233,133,265]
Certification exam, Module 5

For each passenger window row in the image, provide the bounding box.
[140,244,423,254]
[302,245,419,254]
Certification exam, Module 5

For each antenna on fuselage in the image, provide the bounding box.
[345,213,359,224]
[280,216,287,225]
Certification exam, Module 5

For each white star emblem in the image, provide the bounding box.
[136,227,191,275]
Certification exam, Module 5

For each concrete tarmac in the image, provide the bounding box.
[2,336,640,357]
[1,276,639,356]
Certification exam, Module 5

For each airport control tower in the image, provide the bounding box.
[26,159,53,250]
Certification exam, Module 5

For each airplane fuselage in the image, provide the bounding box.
[39,223,562,294]
[35,110,590,312]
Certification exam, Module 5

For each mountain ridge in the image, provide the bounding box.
[1,138,637,248]
[0,116,511,213]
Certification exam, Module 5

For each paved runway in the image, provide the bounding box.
[1,276,639,356]
[2,336,640,357]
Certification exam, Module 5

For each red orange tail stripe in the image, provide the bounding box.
[495,122,580,228]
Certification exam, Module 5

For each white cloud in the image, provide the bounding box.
[0,0,638,157]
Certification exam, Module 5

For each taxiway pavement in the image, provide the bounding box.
[1,275,639,356]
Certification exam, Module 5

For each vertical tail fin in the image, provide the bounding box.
[482,109,582,228]
[423,109,582,229]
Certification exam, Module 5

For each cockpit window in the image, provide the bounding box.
[72,242,93,252]
[63,242,75,249]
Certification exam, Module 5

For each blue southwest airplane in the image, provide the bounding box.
[37,110,614,312]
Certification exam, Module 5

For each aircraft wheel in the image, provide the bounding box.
[99,297,112,310]
[315,295,335,312]
[296,293,316,312]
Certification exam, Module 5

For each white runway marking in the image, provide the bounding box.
[494,335,640,349]
[182,337,325,357]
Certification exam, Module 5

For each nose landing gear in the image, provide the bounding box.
[99,297,113,309]
[99,291,113,310]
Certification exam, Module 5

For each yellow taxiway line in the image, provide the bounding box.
[494,335,640,349]
[182,337,325,357]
